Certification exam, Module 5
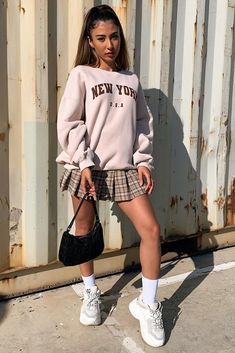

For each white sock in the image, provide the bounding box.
[82,274,96,288]
[142,275,159,305]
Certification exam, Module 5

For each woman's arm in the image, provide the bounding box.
[57,67,95,171]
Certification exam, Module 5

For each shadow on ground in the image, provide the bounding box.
[0,296,9,326]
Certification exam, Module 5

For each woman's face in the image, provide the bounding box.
[88,20,121,70]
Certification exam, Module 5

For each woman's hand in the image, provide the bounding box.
[137,166,154,194]
[80,168,96,196]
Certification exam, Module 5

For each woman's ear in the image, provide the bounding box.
[88,37,94,49]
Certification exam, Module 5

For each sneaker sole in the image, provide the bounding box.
[129,299,165,348]
[80,314,101,326]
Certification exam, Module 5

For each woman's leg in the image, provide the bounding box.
[72,195,101,326]
[118,194,165,347]
[117,194,161,280]
[71,195,95,277]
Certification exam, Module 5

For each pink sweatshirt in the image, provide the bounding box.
[56,65,154,171]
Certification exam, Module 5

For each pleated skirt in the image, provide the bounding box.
[60,168,146,202]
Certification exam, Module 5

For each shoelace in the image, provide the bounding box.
[149,304,163,329]
[84,289,101,309]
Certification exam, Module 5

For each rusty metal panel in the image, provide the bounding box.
[167,0,198,236]
[152,0,174,239]
[1,0,235,292]
[226,1,235,226]
[200,0,227,231]
[0,0,10,271]
[7,1,23,268]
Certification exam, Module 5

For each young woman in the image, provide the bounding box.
[56,5,165,348]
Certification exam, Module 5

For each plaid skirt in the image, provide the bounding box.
[59,168,147,202]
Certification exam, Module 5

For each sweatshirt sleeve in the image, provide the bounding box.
[56,67,95,171]
[133,82,154,170]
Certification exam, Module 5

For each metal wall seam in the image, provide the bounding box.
[20,0,37,266]
[125,0,136,71]
[47,0,58,262]
[221,3,234,227]
[57,0,71,254]
[8,1,23,267]
[191,0,208,232]
[155,0,174,238]
[200,0,227,231]
[149,0,163,89]
[169,0,197,236]
[67,0,84,69]
[20,0,50,266]
[139,0,151,88]
[226,2,235,226]
[0,0,9,271]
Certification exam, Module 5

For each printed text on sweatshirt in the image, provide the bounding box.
[56,65,154,171]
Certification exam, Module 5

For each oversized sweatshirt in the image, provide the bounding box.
[56,65,154,171]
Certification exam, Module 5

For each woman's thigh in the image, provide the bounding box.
[71,195,95,234]
[117,194,160,238]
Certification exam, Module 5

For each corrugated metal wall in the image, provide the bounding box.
[0,0,235,286]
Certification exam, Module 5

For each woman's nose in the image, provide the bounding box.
[106,39,113,49]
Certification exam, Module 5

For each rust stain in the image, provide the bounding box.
[19,4,26,14]
[56,82,61,91]
[170,196,178,208]
[200,136,207,154]
[10,243,22,255]
[0,133,5,141]
[201,192,208,210]
[184,202,193,212]
[194,9,198,47]
[228,0,235,9]
[215,197,225,209]
[226,178,235,225]
[215,187,226,209]
[190,136,197,145]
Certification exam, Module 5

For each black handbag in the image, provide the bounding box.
[58,193,104,266]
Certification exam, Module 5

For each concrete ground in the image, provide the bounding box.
[0,246,235,353]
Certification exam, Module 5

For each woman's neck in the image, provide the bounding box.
[95,61,118,72]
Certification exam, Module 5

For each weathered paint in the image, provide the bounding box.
[227,178,235,225]
[0,229,235,299]
[0,0,235,291]
[0,0,10,271]
[200,0,227,232]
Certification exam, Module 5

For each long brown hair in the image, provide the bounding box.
[74,5,130,70]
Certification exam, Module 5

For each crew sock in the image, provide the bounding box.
[82,273,96,288]
[142,275,159,305]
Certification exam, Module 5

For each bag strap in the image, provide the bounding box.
[67,193,100,232]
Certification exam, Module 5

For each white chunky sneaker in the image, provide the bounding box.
[80,286,101,326]
[129,294,165,347]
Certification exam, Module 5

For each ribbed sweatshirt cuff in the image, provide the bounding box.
[79,159,95,172]
[136,162,153,171]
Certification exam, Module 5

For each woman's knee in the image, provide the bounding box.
[72,196,95,235]
[141,222,161,245]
